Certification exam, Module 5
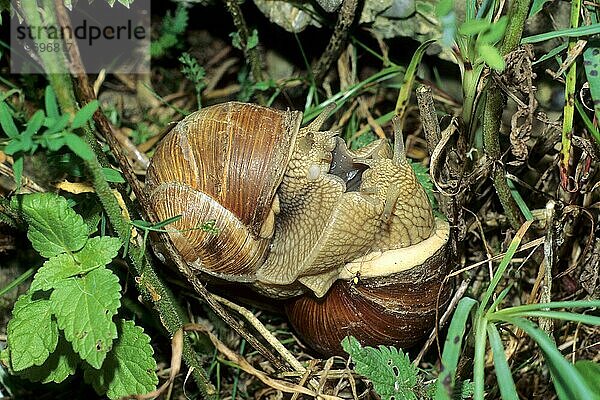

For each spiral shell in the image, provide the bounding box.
[285,218,451,355]
[146,102,302,281]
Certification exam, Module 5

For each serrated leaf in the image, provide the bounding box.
[7,296,58,371]
[342,336,418,400]
[64,133,95,160]
[15,193,88,257]
[84,320,158,399]
[51,267,121,368]
[410,162,437,209]
[71,100,98,129]
[0,102,19,138]
[74,236,121,268]
[31,253,82,292]
[19,335,79,384]
[44,86,59,118]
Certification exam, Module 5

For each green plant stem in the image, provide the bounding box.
[20,1,216,397]
[559,0,581,188]
[481,0,531,230]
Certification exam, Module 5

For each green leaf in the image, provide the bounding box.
[230,31,242,50]
[102,167,125,183]
[479,16,508,45]
[24,110,45,138]
[342,336,418,400]
[486,324,518,399]
[7,296,58,371]
[4,139,26,155]
[64,133,95,160]
[15,193,88,257]
[30,253,82,292]
[435,0,453,17]
[410,162,437,210]
[44,113,69,134]
[583,45,600,122]
[504,316,599,400]
[521,24,600,44]
[0,102,19,138]
[19,335,79,384]
[478,43,505,71]
[529,0,552,17]
[51,267,121,369]
[44,86,60,118]
[12,156,23,190]
[435,297,478,400]
[458,19,490,36]
[575,360,600,393]
[71,100,99,129]
[74,236,122,268]
[84,320,158,399]
[247,29,259,50]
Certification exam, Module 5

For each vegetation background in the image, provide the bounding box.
[0,0,600,399]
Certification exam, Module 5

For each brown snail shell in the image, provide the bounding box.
[285,218,451,356]
[146,102,302,282]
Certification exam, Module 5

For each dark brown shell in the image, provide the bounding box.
[146,102,302,281]
[284,243,451,356]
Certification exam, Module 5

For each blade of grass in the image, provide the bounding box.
[507,179,534,221]
[575,99,600,146]
[394,39,436,123]
[533,42,568,65]
[0,267,36,297]
[486,285,512,315]
[435,297,478,400]
[558,0,582,189]
[503,316,599,400]
[521,23,600,44]
[495,310,600,325]
[473,317,488,400]
[479,221,532,312]
[487,323,519,399]
[493,300,600,314]
[302,65,405,123]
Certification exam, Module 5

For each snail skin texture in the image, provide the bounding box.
[146,102,451,356]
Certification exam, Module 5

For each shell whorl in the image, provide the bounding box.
[146,102,302,281]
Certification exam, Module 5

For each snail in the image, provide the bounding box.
[146,102,451,356]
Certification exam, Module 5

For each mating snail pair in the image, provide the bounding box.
[146,102,451,356]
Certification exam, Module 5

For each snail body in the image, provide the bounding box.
[146,102,451,356]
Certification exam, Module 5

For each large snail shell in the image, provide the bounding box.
[146,102,302,281]
[285,218,451,355]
